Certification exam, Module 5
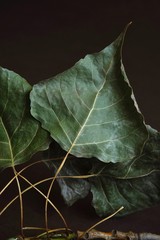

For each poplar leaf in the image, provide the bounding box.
[48,126,160,216]
[89,126,160,216]
[30,24,148,163]
[47,158,90,206]
[0,67,51,168]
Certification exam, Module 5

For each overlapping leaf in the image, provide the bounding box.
[90,171,160,217]
[47,157,91,206]
[30,25,148,163]
[89,126,160,216]
[48,126,160,216]
[0,67,51,168]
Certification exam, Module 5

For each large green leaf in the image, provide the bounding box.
[0,67,51,168]
[30,25,148,163]
[90,125,160,216]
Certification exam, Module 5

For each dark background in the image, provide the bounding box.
[0,0,160,239]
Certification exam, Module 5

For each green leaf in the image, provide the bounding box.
[47,157,90,206]
[0,67,51,168]
[30,24,148,163]
[47,126,160,217]
[90,126,160,216]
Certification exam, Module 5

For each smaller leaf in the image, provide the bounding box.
[0,67,51,168]
[90,126,160,216]
[47,126,160,216]
[47,157,90,206]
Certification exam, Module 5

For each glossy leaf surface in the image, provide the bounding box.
[0,67,51,168]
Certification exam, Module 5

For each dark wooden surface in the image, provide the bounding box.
[0,1,160,239]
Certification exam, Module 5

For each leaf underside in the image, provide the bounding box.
[0,67,51,168]
[30,25,148,164]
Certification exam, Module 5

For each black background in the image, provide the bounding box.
[0,0,160,239]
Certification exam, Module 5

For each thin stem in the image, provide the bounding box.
[0,174,68,231]
[0,173,95,216]
[78,206,124,239]
[0,155,67,196]
[12,166,24,238]
[0,177,52,216]
[22,227,73,239]
[0,175,16,195]
[36,228,73,238]
[18,173,69,230]
[44,151,73,232]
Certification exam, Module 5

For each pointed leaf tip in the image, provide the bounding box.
[30,25,148,164]
[114,22,132,55]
